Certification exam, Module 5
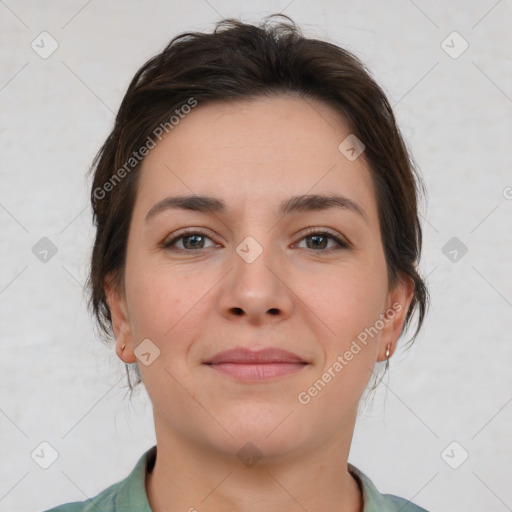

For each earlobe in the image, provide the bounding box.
[104,274,137,364]
[115,342,136,364]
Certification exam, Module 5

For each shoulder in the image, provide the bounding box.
[42,481,118,512]
[42,446,156,512]
[379,493,431,511]
[348,463,431,512]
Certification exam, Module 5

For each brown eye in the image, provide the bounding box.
[296,229,349,252]
[162,230,217,251]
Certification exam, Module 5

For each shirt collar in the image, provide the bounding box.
[348,462,396,510]
[114,445,155,511]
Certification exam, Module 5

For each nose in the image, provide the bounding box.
[217,235,294,325]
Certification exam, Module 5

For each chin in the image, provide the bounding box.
[210,406,309,460]
[211,432,304,466]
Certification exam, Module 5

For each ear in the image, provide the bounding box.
[104,273,137,364]
[376,275,415,362]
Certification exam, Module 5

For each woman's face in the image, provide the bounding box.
[107,95,413,459]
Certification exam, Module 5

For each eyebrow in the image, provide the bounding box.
[145,193,368,223]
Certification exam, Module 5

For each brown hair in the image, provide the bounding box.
[86,14,429,390]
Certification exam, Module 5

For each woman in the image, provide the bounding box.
[46,14,430,512]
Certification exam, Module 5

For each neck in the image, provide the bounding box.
[145,413,363,512]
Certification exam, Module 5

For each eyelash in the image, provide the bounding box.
[161,227,350,253]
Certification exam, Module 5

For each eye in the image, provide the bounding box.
[295,228,350,252]
[161,229,218,251]
[161,228,350,253]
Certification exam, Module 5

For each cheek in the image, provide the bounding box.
[320,265,387,334]
[127,268,185,338]
[124,254,216,361]
[124,265,196,394]
[123,242,170,333]
[304,270,386,411]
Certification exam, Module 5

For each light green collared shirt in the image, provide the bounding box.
[44,445,429,511]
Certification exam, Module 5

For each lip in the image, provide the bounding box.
[204,347,307,365]
[203,347,308,381]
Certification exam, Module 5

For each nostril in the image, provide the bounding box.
[229,307,280,316]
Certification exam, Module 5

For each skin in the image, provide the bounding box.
[105,94,414,512]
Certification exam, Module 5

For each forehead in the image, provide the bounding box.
[135,95,377,222]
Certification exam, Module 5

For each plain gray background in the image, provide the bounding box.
[1,1,511,511]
